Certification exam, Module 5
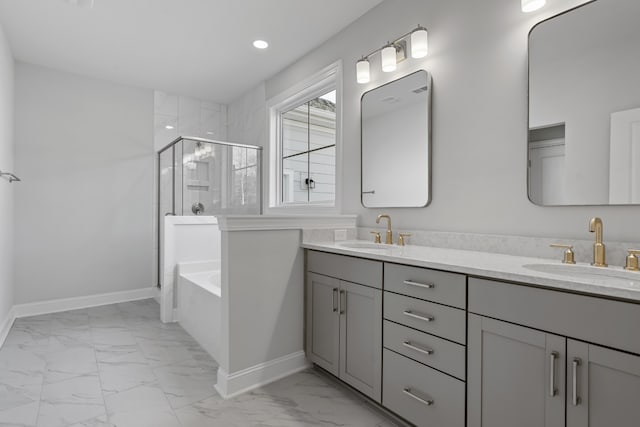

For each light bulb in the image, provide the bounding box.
[411,28,429,58]
[521,0,546,12]
[381,45,397,73]
[356,59,370,84]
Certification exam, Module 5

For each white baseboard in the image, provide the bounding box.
[215,351,310,399]
[0,307,16,349]
[12,287,157,319]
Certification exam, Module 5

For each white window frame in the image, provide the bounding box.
[265,61,342,214]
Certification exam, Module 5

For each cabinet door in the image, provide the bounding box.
[567,340,640,427]
[339,280,382,402]
[468,314,565,427]
[306,272,340,376]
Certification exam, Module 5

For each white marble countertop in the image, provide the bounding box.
[302,241,640,303]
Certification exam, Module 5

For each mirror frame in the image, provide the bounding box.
[360,70,432,208]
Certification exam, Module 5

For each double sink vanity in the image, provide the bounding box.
[302,217,640,427]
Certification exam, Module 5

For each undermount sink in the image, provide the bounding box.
[523,263,640,284]
[338,241,391,251]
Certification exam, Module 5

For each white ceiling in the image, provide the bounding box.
[0,0,384,103]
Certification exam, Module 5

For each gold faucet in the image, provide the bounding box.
[588,217,607,267]
[376,214,393,244]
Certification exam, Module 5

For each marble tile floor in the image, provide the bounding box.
[0,299,403,427]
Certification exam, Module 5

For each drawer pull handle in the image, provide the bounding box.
[403,280,435,289]
[332,288,338,313]
[403,387,434,406]
[549,351,559,397]
[403,310,435,323]
[572,357,582,406]
[403,340,434,356]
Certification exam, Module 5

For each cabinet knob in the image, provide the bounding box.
[550,244,576,264]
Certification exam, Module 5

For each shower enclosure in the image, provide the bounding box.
[157,136,262,287]
[158,136,262,217]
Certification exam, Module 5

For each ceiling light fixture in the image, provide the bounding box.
[355,25,428,84]
[521,0,546,13]
[253,40,269,49]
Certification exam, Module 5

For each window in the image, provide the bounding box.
[268,62,341,211]
[281,90,336,204]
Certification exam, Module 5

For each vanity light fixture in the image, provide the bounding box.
[410,26,428,58]
[356,58,370,84]
[521,0,546,13]
[356,25,428,84]
[381,43,398,72]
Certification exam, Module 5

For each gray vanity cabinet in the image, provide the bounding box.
[468,277,640,427]
[566,340,640,427]
[339,280,382,400]
[307,272,340,376]
[306,251,383,402]
[467,314,566,427]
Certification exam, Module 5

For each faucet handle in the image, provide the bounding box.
[625,250,640,271]
[370,231,381,244]
[398,233,412,246]
[550,244,576,264]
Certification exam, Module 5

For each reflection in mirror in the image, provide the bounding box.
[361,70,431,208]
[528,0,640,205]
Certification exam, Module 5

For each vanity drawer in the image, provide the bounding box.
[383,349,465,427]
[384,292,466,344]
[383,320,465,380]
[307,250,382,289]
[469,277,640,355]
[385,263,466,308]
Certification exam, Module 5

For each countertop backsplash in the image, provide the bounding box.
[356,227,639,267]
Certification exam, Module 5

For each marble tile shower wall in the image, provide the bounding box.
[227,83,267,148]
[357,228,639,266]
[153,91,228,152]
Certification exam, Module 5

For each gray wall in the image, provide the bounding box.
[0,23,14,323]
[14,63,155,304]
[232,0,639,243]
[221,229,303,373]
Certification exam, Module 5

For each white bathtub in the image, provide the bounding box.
[177,261,221,362]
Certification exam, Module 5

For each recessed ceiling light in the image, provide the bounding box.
[253,40,269,49]
[165,125,175,130]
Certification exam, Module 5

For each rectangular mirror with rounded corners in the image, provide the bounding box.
[528,0,640,206]
[361,70,431,208]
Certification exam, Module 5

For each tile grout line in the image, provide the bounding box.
[89,311,111,426]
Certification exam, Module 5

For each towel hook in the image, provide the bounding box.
[0,171,21,183]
